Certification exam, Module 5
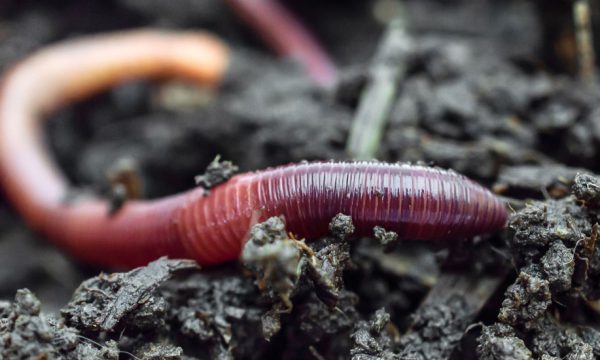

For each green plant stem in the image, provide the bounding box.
[346,16,411,160]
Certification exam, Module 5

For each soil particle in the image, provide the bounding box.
[296,290,359,340]
[161,271,265,359]
[572,172,600,208]
[75,340,120,359]
[107,156,144,198]
[61,257,197,332]
[373,226,399,250]
[498,271,551,329]
[282,290,359,359]
[0,289,107,359]
[485,172,600,358]
[242,216,305,309]
[242,216,352,339]
[508,198,592,263]
[328,213,355,240]
[242,216,351,309]
[477,323,532,360]
[540,241,574,292]
[194,155,239,192]
[530,316,594,359]
[308,236,352,307]
[579,326,600,357]
[349,308,400,360]
[134,343,183,359]
[398,295,470,360]
[506,173,600,301]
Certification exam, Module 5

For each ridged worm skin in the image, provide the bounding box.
[174,162,508,266]
[0,30,507,268]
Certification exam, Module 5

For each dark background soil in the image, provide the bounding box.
[2,0,600,359]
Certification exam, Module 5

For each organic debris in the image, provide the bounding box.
[373,226,399,250]
[62,257,197,332]
[398,295,470,359]
[242,216,352,339]
[328,213,356,240]
[478,172,600,357]
[0,289,121,359]
[477,323,532,360]
[161,270,266,359]
[194,155,239,192]
[350,308,400,359]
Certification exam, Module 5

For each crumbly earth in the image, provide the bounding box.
[2,0,600,359]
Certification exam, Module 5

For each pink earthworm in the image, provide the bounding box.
[0,30,506,268]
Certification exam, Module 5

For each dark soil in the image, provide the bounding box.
[2,0,600,359]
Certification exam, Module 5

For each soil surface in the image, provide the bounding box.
[2,1,600,359]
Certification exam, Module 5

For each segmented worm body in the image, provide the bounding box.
[0,30,507,268]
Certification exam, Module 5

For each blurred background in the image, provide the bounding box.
[1,1,600,359]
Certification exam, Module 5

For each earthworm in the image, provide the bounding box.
[225,0,337,86]
[0,30,507,268]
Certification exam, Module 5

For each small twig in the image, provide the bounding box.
[346,12,412,160]
[574,0,597,85]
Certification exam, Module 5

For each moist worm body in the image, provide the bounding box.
[176,162,507,266]
[0,30,508,268]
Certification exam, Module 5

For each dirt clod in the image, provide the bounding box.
[477,323,532,360]
[572,173,600,208]
[61,257,197,332]
[194,155,239,192]
[399,295,471,360]
[373,226,399,250]
[134,343,183,359]
[488,174,600,357]
[541,241,574,292]
[242,216,304,309]
[350,308,400,360]
[329,213,355,240]
[242,216,352,341]
[508,198,592,263]
[161,271,265,359]
[0,289,106,359]
[498,271,551,329]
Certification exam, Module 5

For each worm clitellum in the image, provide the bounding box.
[0,30,508,268]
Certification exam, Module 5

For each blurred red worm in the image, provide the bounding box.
[0,30,507,268]
[226,0,337,85]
